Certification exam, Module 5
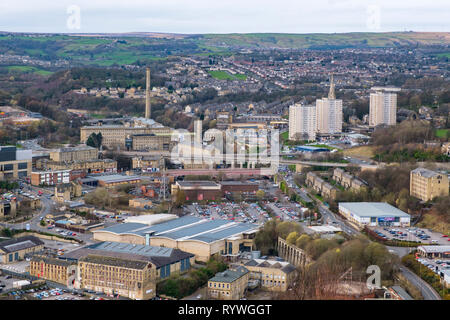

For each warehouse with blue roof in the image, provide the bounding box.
[93,215,260,262]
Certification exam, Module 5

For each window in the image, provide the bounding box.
[3,164,13,171]
[9,254,13,262]
[18,162,28,170]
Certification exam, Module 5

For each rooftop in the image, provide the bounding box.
[95,175,141,183]
[411,167,443,179]
[124,214,178,225]
[64,241,193,268]
[95,215,259,244]
[418,245,450,253]
[0,236,44,253]
[244,259,296,273]
[177,181,221,188]
[390,286,413,300]
[209,266,249,283]
[79,254,150,270]
[338,202,410,218]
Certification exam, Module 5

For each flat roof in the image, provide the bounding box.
[95,215,259,243]
[220,181,258,186]
[124,214,178,225]
[177,181,220,188]
[95,175,141,183]
[418,245,450,253]
[308,225,342,233]
[339,202,410,218]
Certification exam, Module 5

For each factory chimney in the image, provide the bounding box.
[145,67,151,119]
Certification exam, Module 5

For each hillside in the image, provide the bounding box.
[199,32,450,49]
[0,31,449,68]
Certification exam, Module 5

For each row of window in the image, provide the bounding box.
[8,252,19,262]
[0,162,28,171]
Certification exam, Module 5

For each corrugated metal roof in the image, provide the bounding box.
[339,202,410,218]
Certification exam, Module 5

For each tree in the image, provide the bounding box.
[256,190,265,201]
[86,132,103,149]
[295,234,311,249]
[174,190,186,208]
[286,232,299,245]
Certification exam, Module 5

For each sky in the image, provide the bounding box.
[0,0,449,34]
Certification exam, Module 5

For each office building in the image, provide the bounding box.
[289,104,316,141]
[369,87,400,127]
[31,170,71,186]
[410,167,449,201]
[0,146,32,180]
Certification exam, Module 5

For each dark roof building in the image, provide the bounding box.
[0,236,44,264]
[63,241,194,270]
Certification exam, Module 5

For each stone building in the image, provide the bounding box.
[410,167,449,201]
[208,266,249,300]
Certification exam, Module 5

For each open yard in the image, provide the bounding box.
[208,70,247,81]
[343,145,376,158]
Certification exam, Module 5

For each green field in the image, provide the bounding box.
[6,66,53,76]
[0,32,449,68]
[436,52,450,58]
[307,144,341,151]
[208,70,247,81]
[436,129,450,139]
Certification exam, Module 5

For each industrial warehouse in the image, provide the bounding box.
[92,215,259,262]
[338,202,411,229]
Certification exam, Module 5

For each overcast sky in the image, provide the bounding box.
[0,0,449,34]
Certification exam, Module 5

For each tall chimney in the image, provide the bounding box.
[145,67,151,119]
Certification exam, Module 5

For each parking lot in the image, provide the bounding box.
[371,226,450,245]
[0,274,20,293]
[266,202,304,222]
[31,287,89,300]
[416,257,450,276]
[186,202,270,225]
[42,239,82,253]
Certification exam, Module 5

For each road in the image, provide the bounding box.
[397,265,442,300]
[0,185,93,244]
[285,171,442,300]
